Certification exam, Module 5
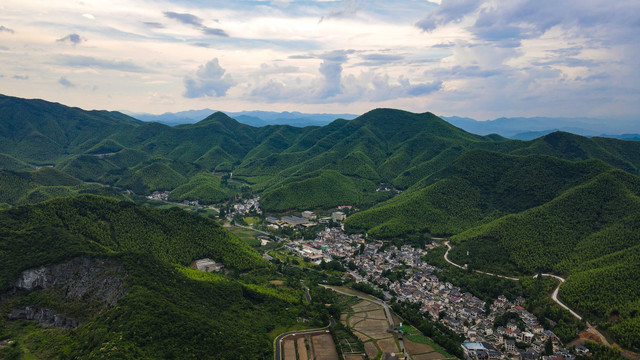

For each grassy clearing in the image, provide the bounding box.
[226,226,261,246]
[243,216,260,226]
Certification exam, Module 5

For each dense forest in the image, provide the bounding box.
[1,94,640,353]
[0,195,314,359]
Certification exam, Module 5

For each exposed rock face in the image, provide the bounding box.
[7,257,127,328]
[9,306,80,328]
[13,257,127,307]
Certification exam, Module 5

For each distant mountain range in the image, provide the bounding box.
[129,109,639,140]
[443,116,640,140]
[2,93,639,352]
[127,109,358,127]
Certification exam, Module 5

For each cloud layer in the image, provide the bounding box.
[0,0,637,120]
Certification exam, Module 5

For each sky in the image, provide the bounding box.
[0,0,639,121]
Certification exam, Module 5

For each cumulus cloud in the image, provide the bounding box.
[58,77,75,88]
[0,25,14,34]
[416,0,481,31]
[250,50,442,103]
[57,33,84,45]
[419,0,640,47]
[163,11,228,37]
[183,58,235,98]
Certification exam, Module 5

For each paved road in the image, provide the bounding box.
[321,285,411,360]
[443,241,616,348]
[443,241,520,281]
[533,273,582,320]
[274,318,335,360]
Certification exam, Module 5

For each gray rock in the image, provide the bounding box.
[13,256,127,307]
[9,306,80,328]
[7,256,128,328]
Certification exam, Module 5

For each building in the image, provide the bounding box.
[190,258,223,272]
[331,211,346,221]
[282,215,309,225]
[301,211,316,219]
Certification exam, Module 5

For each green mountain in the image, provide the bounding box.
[0,167,127,206]
[2,95,640,349]
[0,195,308,359]
[345,150,612,237]
[444,169,640,349]
[0,94,141,164]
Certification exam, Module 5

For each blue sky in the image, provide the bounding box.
[0,0,638,121]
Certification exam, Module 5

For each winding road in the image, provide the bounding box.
[443,241,520,281]
[441,241,620,349]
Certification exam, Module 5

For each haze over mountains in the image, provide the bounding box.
[1,93,639,356]
[130,108,640,140]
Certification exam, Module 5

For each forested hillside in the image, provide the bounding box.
[0,195,308,359]
[2,94,640,351]
[345,150,612,237]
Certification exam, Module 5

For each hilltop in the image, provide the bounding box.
[1,94,639,351]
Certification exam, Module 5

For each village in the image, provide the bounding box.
[217,197,588,360]
[279,222,584,360]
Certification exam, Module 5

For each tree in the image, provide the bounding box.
[544,339,554,355]
[347,260,357,271]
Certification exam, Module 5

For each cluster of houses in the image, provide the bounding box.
[146,190,170,201]
[284,227,364,263]
[280,227,587,360]
[229,197,262,216]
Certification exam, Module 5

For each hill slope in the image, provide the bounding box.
[0,196,307,359]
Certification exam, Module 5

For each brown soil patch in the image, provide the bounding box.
[340,313,348,325]
[412,353,448,360]
[404,338,435,355]
[353,329,372,342]
[312,333,339,360]
[270,280,285,286]
[376,337,399,353]
[297,337,308,360]
[353,318,390,339]
[364,341,379,359]
[283,339,296,360]
[365,309,387,320]
[621,349,640,360]
[352,301,380,312]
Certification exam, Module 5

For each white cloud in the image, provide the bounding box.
[183,58,236,98]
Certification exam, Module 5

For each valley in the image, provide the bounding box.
[0,94,638,359]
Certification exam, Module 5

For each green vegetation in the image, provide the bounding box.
[0,195,315,359]
[346,151,611,238]
[168,172,229,204]
[261,170,391,212]
[2,94,640,352]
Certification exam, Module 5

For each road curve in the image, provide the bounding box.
[534,274,582,320]
[273,318,335,360]
[320,285,411,360]
[442,241,614,348]
[443,241,520,281]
